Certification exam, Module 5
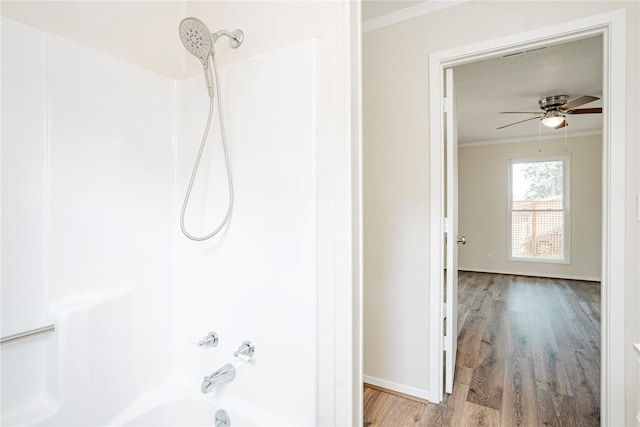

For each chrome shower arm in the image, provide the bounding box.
[212,29,244,49]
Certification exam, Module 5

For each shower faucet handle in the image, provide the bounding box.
[234,341,255,358]
[194,331,218,348]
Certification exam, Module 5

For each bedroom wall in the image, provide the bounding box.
[363,2,638,422]
[458,134,602,281]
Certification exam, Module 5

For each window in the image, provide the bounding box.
[509,157,569,263]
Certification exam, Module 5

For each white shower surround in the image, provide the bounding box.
[1,14,327,426]
[1,16,175,424]
[175,40,319,424]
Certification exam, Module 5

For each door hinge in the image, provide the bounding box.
[443,97,451,113]
[443,336,448,351]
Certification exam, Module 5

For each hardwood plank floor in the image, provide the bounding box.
[363,272,601,426]
[467,299,506,410]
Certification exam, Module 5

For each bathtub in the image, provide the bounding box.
[108,382,271,427]
[5,381,273,426]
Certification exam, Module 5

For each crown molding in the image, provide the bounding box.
[458,130,602,148]
[362,0,470,33]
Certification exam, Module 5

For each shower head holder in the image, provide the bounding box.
[212,29,244,49]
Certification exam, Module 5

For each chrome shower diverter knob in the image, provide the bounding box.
[234,341,255,358]
[197,331,218,347]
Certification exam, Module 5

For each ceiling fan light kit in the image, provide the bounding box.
[541,110,566,128]
[498,94,602,130]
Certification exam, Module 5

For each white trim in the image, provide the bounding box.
[429,11,626,426]
[458,268,601,283]
[458,130,602,148]
[363,375,430,401]
[506,255,568,265]
[350,1,364,425]
[318,2,362,426]
[600,10,626,426]
[362,0,470,33]
[428,49,445,404]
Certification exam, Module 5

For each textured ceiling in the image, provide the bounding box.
[454,36,603,144]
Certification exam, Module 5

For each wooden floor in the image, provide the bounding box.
[363,272,601,426]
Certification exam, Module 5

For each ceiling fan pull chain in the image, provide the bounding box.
[538,121,542,152]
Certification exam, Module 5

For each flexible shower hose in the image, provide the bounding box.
[180,57,233,241]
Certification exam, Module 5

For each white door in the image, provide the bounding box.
[444,67,460,394]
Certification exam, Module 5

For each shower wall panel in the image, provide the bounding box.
[175,39,318,425]
[1,16,176,423]
[1,16,49,418]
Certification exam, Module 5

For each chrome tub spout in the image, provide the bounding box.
[201,363,236,394]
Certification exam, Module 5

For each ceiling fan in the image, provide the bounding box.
[497,94,602,130]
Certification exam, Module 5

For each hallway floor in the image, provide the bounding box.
[363,272,601,426]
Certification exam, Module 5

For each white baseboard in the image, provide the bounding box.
[458,267,601,283]
[363,375,430,401]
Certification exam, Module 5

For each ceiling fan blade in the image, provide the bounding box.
[500,111,541,114]
[559,95,599,111]
[497,115,542,129]
[554,121,568,129]
[566,107,602,114]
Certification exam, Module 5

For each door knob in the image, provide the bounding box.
[457,236,466,245]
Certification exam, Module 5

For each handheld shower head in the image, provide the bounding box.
[179,17,215,97]
[179,18,244,241]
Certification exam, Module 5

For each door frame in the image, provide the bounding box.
[427,9,626,425]
[444,68,459,394]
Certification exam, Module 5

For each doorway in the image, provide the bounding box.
[428,10,626,425]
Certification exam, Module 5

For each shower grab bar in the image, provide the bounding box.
[0,324,55,345]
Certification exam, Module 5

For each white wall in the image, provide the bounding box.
[1,16,176,424]
[363,2,639,422]
[458,135,602,281]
